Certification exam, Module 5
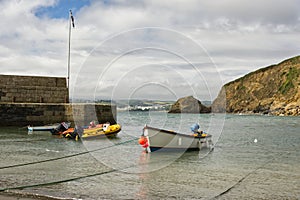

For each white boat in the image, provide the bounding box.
[140,125,213,152]
[28,122,71,133]
[28,124,59,132]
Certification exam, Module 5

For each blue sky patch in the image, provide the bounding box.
[35,0,91,19]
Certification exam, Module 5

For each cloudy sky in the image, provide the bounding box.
[1,0,300,101]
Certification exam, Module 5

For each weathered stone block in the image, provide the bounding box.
[0,103,116,126]
[0,75,68,103]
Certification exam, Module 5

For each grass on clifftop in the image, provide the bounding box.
[279,67,300,94]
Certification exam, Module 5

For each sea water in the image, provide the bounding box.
[0,112,299,199]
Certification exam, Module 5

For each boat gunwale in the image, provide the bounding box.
[81,130,120,139]
[28,122,71,131]
[81,128,121,139]
[144,125,211,139]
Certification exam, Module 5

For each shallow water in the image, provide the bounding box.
[0,112,299,199]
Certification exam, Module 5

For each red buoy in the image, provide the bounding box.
[138,136,147,145]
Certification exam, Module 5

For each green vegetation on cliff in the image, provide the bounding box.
[279,67,300,94]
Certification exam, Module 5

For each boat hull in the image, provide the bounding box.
[143,126,212,152]
[28,124,59,132]
[28,122,71,133]
[82,124,121,139]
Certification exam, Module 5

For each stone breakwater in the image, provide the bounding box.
[0,75,116,126]
[0,75,68,103]
[0,103,116,126]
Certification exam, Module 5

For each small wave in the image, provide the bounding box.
[45,149,60,153]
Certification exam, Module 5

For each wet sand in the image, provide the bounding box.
[0,193,36,200]
[0,192,57,200]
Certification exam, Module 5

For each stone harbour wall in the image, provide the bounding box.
[66,103,117,126]
[0,75,117,126]
[0,75,68,103]
[0,103,116,126]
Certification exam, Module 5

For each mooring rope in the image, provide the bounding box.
[0,135,214,193]
[0,153,185,193]
[0,137,137,170]
[0,134,222,195]
[209,151,291,199]
[0,169,118,192]
[0,130,293,198]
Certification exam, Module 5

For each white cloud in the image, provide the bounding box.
[0,0,300,100]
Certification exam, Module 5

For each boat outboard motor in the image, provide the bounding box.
[64,126,83,140]
[190,123,200,133]
[74,126,84,137]
[51,122,69,135]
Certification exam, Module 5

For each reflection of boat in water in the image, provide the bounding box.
[139,125,213,152]
[28,122,71,133]
[63,123,121,140]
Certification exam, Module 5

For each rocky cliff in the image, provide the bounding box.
[168,96,211,113]
[212,55,300,116]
